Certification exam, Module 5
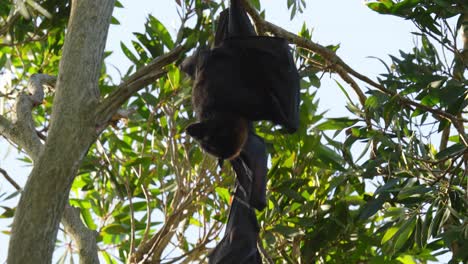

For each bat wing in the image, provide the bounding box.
[192,47,268,120]
[229,36,300,132]
[215,0,256,46]
[193,37,299,133]
[197,37,300,132]
[228,0,299,132]
[208,193,261,264]
[188,2,300,132]
[214,9,229,47]
[231,131,268,211]
[228,0,256,38]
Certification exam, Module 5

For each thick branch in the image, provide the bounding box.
[27,74,57,105]
[0,94,43,160]
[96,45,185,128]
[62,205,99,264]
[0,74,57,160]
[0,115,14,139]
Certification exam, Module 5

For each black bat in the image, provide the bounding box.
[208,131,267,263]
[182,0,300,161]
[209,128,267,262]
[208,170,262,264]
[208,198,261,264]
[182,2,301,262]
[230,130,267,210]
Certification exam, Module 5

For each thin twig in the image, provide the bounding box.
[0,168,21,191]
[124,177,136,264]
[257,240,274,264]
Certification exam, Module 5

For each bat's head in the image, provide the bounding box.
[186,115,248,160]
[179,55,197,79]
[179,48,210,80]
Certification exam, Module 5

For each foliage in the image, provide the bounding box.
[0,0,467,263]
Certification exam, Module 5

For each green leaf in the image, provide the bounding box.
[397,185,432,200]
[314,144,345,171]
[434,143,465,160]
[359,193,389,220]
[215,187,230,204]
[1,191,20,201]
[148,15,174,49]
[316,118,359,130]
[394,216,416,251]
[0,53,7,68]
[101,223,129,234]
[110,16,120,25]
[101,251,117,264]
[0,206,14,218]
[250,0,260,10]
[396,254,417,264]
[365,92,388,109]
[374,178,399,196]
[382,226,399,244]
[115,1,123,8]
[81,208,97,230]
[422,203,434,245]
[366,2,392,14]
[120,41,139,64]
[430,207,446,237]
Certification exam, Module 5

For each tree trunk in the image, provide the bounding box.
[7,0,115,263]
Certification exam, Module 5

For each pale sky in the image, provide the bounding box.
[1,0,437,262]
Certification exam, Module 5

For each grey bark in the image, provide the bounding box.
[7,0,115,263]
[0,92,44,160]
[62,205,100,264]
[0,167,97,263]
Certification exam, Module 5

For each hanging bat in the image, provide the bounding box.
[230,130,268,210]
[182,0,300,161]
[209,130,266,262]
[208,175,262,264]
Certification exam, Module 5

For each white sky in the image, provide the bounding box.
[2,0,448,262]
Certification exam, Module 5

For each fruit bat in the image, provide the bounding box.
[208,131,267,263]
[230,130,267,210]
[208,166,262,264]
[182,0,300,161]
[208,199,262,264]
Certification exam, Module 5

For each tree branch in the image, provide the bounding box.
[134,193,195,263]
[96,45,185,128]
[62,204,100,264]
[27,74,57,105]
[257,240,274,264]
[0,168,21,191]
[0,13,20,36]
[0,74,57,161]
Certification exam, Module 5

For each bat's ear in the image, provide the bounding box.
[186,122,207,140]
